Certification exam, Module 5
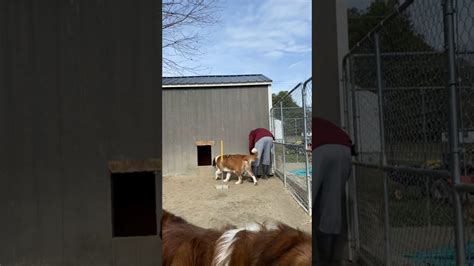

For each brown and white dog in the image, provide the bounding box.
[212,148,259,185]
[161,210,312,266]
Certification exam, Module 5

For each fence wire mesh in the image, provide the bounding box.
[343,0,474,264]
[270,78,312,216]
[456,0,474,263]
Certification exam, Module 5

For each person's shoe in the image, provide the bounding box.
[263,165,270,179]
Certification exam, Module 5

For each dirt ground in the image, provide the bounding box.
[162,166,312,234]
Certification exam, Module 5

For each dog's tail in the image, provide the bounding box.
[212,156,219,167]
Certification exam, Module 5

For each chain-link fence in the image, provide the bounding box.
[270,77,312,216]
[343,0,474,264]
[456,1,474,264]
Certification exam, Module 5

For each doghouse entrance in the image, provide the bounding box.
[197,145,212,166]
[111,171,157,237]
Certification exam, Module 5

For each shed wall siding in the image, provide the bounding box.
[0,1,161,265]
[162,86,270,175]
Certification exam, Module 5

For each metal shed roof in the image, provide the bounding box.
[162,74,272,88]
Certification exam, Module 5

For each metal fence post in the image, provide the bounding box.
[270,108,276,175]
[374,31,391,266]
[281,101,287,188]
[348,56,361,254]
[443,0,466,264]
[342,58,354,262]
[270,108,274,134]
[344,56,360,259]
[303,79,312,217]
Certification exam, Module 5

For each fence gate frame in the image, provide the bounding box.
[343,0,474,264]
[270,77,312,216]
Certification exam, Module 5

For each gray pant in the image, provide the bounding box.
[313,144,352,234]
[252,136,273,166]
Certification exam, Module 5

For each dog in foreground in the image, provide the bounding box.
[212,148,259,185]
[161,209,312,266]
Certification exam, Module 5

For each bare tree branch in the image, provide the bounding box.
[162,0,220,75]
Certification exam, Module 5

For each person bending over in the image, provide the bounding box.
[313,116,355,265]
[249,127,274,178]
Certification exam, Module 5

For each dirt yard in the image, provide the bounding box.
[162,166,312,234]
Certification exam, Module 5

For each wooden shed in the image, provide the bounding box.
[162,74,273,176]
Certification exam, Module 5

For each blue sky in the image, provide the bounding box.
[163,0,312,94]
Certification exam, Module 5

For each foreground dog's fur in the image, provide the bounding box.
[161,209,312,266]
[212,148,259,185]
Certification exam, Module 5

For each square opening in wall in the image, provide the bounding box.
[197,145,212,166]
[111,171,157,237]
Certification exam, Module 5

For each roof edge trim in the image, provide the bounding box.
[162,81,272,88]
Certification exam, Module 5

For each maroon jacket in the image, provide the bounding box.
[313,117,352,150]
[249,128,274,153]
